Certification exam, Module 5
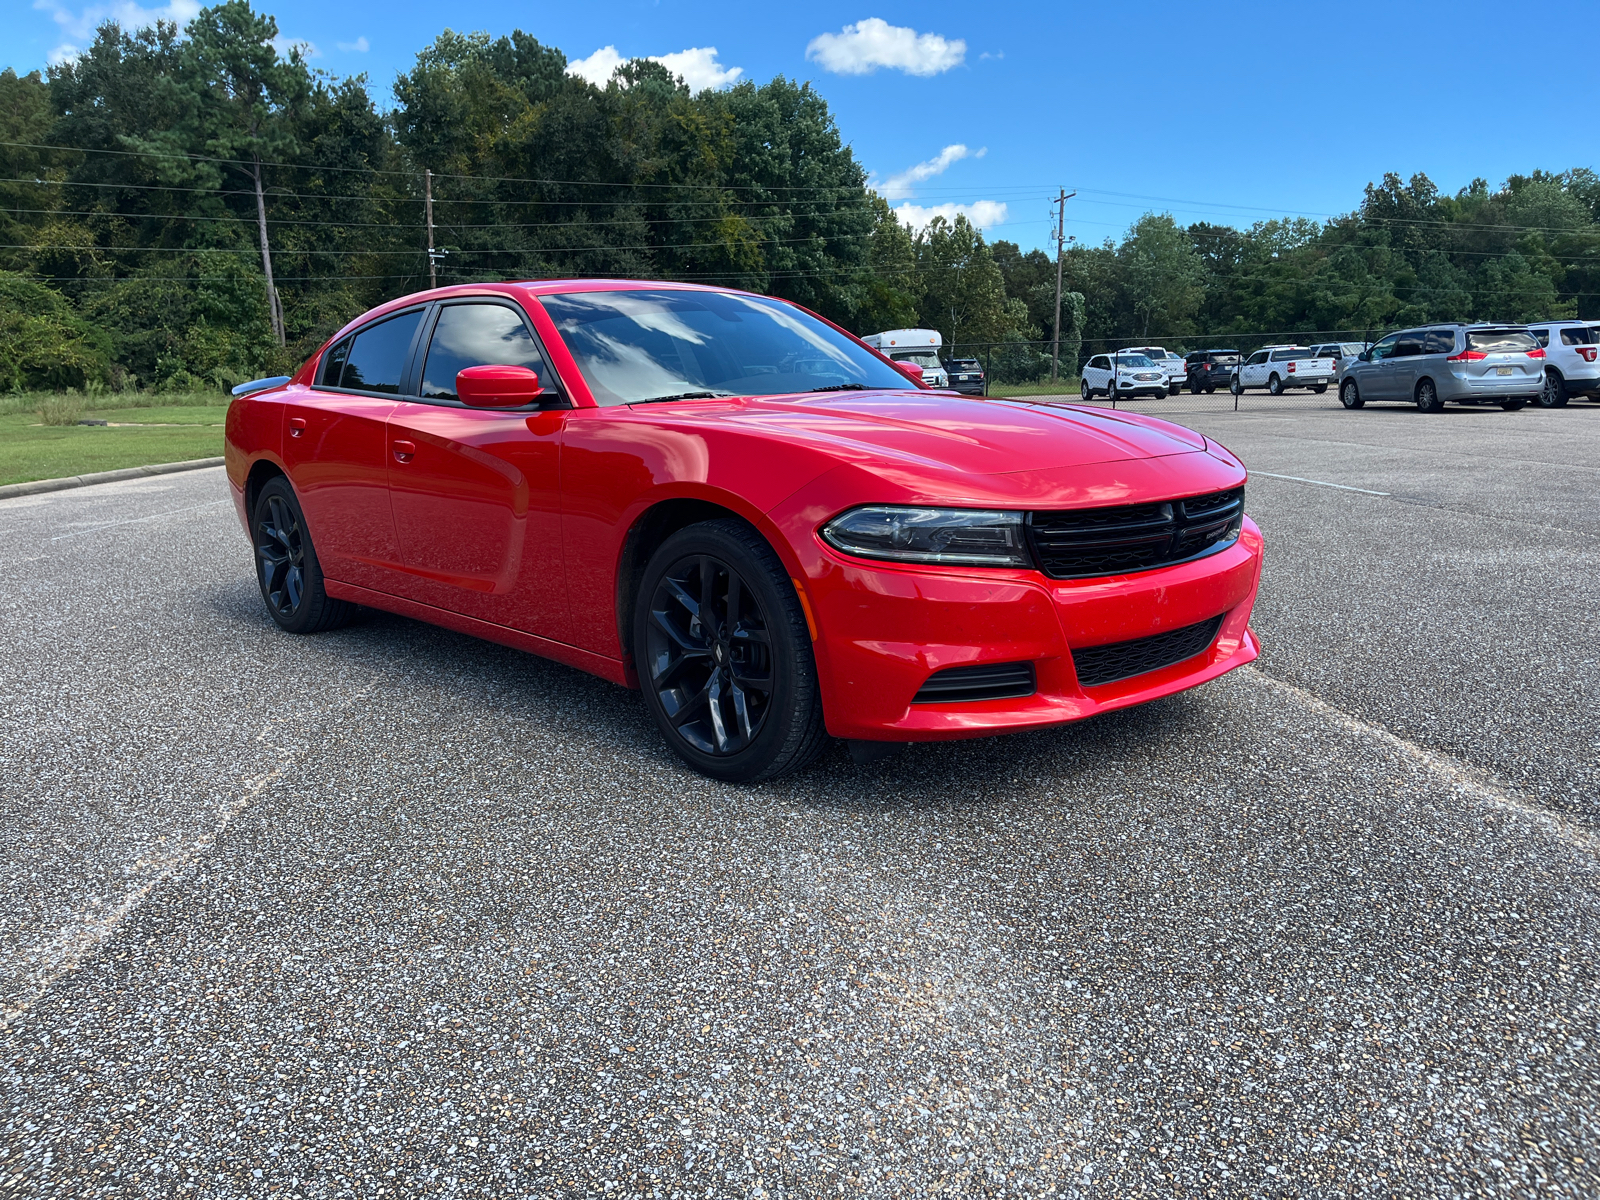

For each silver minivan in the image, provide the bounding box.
[1338,324,1543,412]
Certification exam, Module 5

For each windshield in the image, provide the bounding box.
[890,350,943,369]
[538,289,912,405]
[1466,329,1539,355]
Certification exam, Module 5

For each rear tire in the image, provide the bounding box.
[1081,378,1092,400]
[634,518,828,783]
[1538,370,1569,408]
[1312,383,1328,394]
[1415,378,1444,413]
[1205,384,1216,395]
[1267,374,1284,396]
[252,476,356,635]
[1340,380,1364,409]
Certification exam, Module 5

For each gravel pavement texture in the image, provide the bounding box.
[2,402,1597,1198]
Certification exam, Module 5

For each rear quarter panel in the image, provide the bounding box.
[224,391,285,535]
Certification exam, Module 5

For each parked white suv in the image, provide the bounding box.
[1125,346,1185,395]
[1525,320,1600,406]
[1079,352,1170,401]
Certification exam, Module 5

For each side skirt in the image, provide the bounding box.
[325,578,632,688]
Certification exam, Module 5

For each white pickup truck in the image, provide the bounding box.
[1230,345,1334,395]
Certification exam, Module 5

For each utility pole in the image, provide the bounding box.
[1050,189,1076,384]
[250,152,285,347]
[424,168,437,290]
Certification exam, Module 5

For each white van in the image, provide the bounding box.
[861,329,950,388]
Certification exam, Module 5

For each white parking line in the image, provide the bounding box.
[50,498,231,541]
[1250,471,1389,496]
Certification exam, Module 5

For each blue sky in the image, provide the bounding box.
[6,0,1594,254]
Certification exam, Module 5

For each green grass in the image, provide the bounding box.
[0,392,230,487]
[986,378,1082,397]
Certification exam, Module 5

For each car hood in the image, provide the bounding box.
[638,390,1207,475]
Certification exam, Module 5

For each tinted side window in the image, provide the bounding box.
[1392,333,1426,358]
[340,310,424,395]
[1423,330,1457,355]
[1090,356,1109,370]
[422,303,554,401]
[1370,333,1400,359]
[1561,327,1598,346]
[1531,328,1551,348]
[1248,351,1268,365]
[321,337,350,385]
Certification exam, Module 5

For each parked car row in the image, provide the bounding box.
[1084,319,1600,414]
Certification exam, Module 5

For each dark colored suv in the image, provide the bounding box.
[944,358,986,395]
[1184,350,1240,394]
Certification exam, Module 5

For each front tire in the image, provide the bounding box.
[1230,376,1242,396]
[1340,380,1364,409]
[251,476,355,634]
[634,519,828,783]
[1415,378,1444,413]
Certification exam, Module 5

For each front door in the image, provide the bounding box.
[1358,333,1401,400]
[280,307,426,591]
[386,299,570,639]
[1388,330,1427,401]
[1240,351,1269,389]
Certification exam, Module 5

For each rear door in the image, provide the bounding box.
[280,307,425,590]
[1084,355,1111,392]
[385,298,571,638]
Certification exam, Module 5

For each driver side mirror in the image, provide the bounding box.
[894,361,925,386]
[457,363,544,407]
[1358,351,1371,361]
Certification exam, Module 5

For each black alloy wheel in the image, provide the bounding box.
[1267,373,1284,396]
[635,519,827,782]
[1415,378,1443,413]
[252,476,354,634]
[1538,370,1569,408]
[1340,379,1364,409]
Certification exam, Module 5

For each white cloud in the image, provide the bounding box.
[336,36,369,53]
[650,47,742,92]
[270,34,318,58]
[806,18,965,77]
[567,44,742,92]
[567,45,624,86]
[879,143,983,200]
[35,0,200,63]
[893,200,1008,233]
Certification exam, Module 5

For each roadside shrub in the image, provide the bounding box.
[37,389,84,425]
[0,271,113,391]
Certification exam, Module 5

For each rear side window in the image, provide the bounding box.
[320,337,350,385]
[1560,327,1597,346]
[421,303,555,402]
[1467,329,1539,354]
[1530,328,1551,348]
[1423,330,1457,355]
[1089,356,1110,370]
[338,310,425,394]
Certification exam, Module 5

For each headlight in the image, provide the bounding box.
[821,506,1030,567]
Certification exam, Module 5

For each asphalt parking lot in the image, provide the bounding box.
[2,397,1597,1198]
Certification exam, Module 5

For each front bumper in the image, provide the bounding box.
[802,517,1264,741]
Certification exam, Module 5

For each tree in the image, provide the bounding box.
[914,215,1011,347]
[179,1,311,345]
[1118,214,1203,339]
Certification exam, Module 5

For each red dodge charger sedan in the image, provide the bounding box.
[225,280,1263,781]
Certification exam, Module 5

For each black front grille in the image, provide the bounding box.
[913,661,1037,704]
[1027,487,1244,579]
[1072,615,1224,689]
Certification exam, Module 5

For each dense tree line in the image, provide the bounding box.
[1,0,1597,392]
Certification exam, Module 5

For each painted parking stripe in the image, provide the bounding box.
[1250,471,1390,496]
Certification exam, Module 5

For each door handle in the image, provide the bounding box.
[288,417,306,438]
[392,439,416,463]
